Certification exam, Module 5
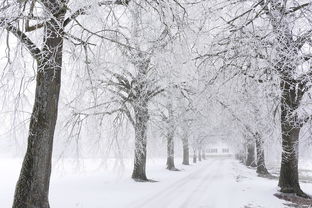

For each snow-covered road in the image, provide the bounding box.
[3,157,311,207]
[128,158,282,208]
[129,159,227,208]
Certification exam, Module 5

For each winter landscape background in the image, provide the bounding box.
[1,0,312,207]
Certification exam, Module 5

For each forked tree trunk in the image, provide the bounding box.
[246,142,256,167]
[255,133,269,175]
[13,16,64,208]
[278,81,306,197]
[131,103,149,182]
[182,137,189,165]
[166,132,176,170]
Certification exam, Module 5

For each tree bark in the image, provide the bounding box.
[255,133,269,175]
[198,149,202,162]
[182,137,189,165]
[202,149,206,160]
[131,102,149,181]
[166,132,177,170]
[13,15,64,208]
[278,81,307,197]
[166,101,177,171]
[256,133,269,175]
[278,127,303,195]
[193,150,197,163]
[245,142,256,167]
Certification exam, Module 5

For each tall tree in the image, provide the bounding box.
[264,2,312,196]
[204,0,312,197]
[0,1,67,207]
[235,0,312,197]
[1,0,128,206]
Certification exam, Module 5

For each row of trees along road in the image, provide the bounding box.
[0,0,186,207]
[1,0,312,207]
[200,0,312,198]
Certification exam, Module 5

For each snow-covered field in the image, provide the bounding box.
[1,157,312,208]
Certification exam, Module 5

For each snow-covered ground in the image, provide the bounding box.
[1,157,312,208]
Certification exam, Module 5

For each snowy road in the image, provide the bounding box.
[129,158,235,208]
[126,158,285,208]
[1,157,299,207]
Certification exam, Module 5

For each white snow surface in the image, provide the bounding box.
[1,157,312,208]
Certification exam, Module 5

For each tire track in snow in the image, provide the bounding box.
[129,159,219,208]
[178,158,226,208]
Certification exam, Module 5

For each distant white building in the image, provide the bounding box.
[206,142,233,157]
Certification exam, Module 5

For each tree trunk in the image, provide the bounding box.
[182,137,189,165]
[236,146,246,164]
[13,17,64,208]
[166,101,177,171]
[278,127,303,194]
[193,150,197,163]
[278,81,306,197]
[166,132,177,170]
[255,133,269,175]
[245,142,256,167]
[202,149,206,160]
[131,103,149,181]
[198,149,202,162]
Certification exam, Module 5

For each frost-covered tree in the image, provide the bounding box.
[220,0,312,197]
[0,1,68,207]
[67,0,186,181]
[156,84,194,170]
[194,0,312,197]
[0,0,130,206]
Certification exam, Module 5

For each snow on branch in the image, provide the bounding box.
[3,23,42,61]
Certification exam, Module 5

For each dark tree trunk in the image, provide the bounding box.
[166,132,177,170]
[245,142,256,167]
[266,1,308,197]
[13,14,65,208]
[202,149,206,160]
[278,81,307,197]
[278,127,303,195]
[236,152,245,163]
[193,150,197,163]
[255,133,269,175]
[129,37,154,181]
[131,103,149,182]
[166,102,177,171]
[182,137,189,165]
[236,146,246,164]
[198,149,202,162]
